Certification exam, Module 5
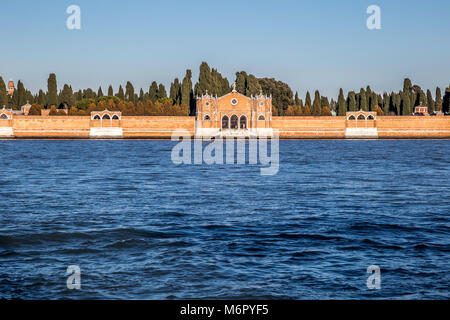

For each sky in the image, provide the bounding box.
[1,0,449,99]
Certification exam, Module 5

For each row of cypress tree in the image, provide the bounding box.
[1,64,449,116]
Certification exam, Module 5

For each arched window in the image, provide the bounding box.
[0,114,8,119]
[258,115,265,121]
[240,115,247,129]
[222,115,229,129]
[112,115,119,120]
[357,114,366,120]
[204,115,211,121]
[230,115,239,129]
[348,115,356,120]
[367,115,375,120]
[102,114,111,120]
[93,115,101,120]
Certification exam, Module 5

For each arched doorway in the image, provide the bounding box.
[230,115,239,129]
[222,115,229,129]
[112,115,120,120]
[240,116,247,129]
[93,115,101,120]
[102,114,111,120]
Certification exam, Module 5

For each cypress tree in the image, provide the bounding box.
[181,69,193,109]
[305,91,311,108]
[60,84,74,108]
[37,90,47,105]
[294,92,301,106]
[149,81,158,102]
[108,85,114,96]
[312,90,322,116]
[347,91,357,111]
[443,87,450,114]
[125,81,135,102]
[97,87,104,98]
[366,86,372,109]
[235,71,247,94]
[426,89,434,113]
[170,78,182,104]
[47,73,58,107]
[0,77,7,107]
[435,87,442,111]
[117,85,124,100]
[139,88,145,102]
[195,62,213,96]
[158,84,167,99]
[17,81,26,106]
[337,88,346,116]
[401,91,411,115]
[382,93,389,115]
[359,88,367,111]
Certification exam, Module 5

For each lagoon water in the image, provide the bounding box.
[0,140,449,299]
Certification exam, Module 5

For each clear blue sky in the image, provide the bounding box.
[1,0,449,99]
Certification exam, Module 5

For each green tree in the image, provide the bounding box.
[311,90,322,116]
[442,87,450,114]
[359,88,367,111]
[158,84,167,99]
[47,73,58,107]
[125,81,135,102]
[195,62,213,96]
[245,74,261,96]
[170,78,181,105]
[149,81,158,102]
[426,89,434,113]
[37,90,47,105]
[337,88,347,116]
[305,91,311,108]
[258,77,294,115]
[235,71,247,94]
[347,91,357,111]
[117,85,124,100]
[401,91,411,115]
[181,69,193,114]
[0,77,7,107]
[108,85,114,96]
[17,81,26,106]
[435,87,442,111]
[97,87,104,98]
[60,84,74,108]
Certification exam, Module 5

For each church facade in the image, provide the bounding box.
[195,84,273,138]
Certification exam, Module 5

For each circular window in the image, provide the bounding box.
[205,102,210,106]
[260,102,264,107]
[231,98,238,106]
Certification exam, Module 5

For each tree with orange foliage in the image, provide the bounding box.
[294,106,303,116]
[284,105,295,116]
[374,105,384,116]
[302,105,311,116]
[321,106,332,116]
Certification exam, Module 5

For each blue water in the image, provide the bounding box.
[0,140,449,299]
